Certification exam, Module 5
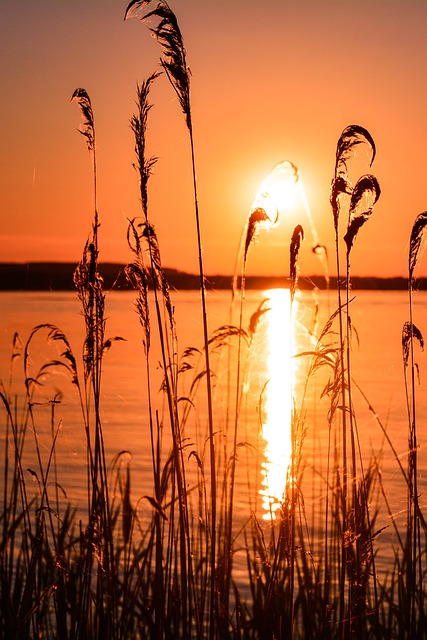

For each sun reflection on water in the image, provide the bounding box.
[259,288,297,519]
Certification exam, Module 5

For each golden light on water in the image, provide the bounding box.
[259,288,297,519]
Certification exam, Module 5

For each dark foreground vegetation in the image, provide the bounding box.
[1,1,427,638]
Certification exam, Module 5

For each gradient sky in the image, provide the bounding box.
[1,0,427,278]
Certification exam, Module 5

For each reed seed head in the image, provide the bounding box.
[71,88,95,153]
[344,174,381,254]
[244,207,270,262]
[402,321,424,368]
[290,224,304,302]
[334,124,376,179]
[409,211,427,284]
[125,0,191,129]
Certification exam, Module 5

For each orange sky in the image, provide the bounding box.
[1,0,427,278]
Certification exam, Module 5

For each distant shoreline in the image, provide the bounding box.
[0,262,421,291]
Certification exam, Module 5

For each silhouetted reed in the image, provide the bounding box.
[328,123,382,636]
[124,6,218,632]
[402,211,427,637]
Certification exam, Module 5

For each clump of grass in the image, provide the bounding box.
[3,3,427,639]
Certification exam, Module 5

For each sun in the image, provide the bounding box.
[250,161,300,227]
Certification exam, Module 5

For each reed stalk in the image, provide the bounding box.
[404,211,427,636]
[289,224,304,638]
[330,124,381,635]
[124,4,218,633]
[72,87,119,638]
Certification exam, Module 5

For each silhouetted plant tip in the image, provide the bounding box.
[330,175,352,233]
[402,321,424,368]
[344,174,381,253]
[130,71,160,215]
[409,210,427,284]
[244,207,270,261]
[334,124,376,177]
[331,125,377,236]
[290,224,304,302]
[71,88,95,153]
[125,0,191,129]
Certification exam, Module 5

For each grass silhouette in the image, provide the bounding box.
[1,2,427,638]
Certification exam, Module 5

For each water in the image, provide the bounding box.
[1,288,426,577]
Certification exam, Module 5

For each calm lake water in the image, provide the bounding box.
[1,288,426,576]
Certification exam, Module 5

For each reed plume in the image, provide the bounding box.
[72,88,95,152]
[331,124,376,234]
[130,72,160,217]
[244,207,270,262]
[71,88,98,234]
[125,1,191,129]
[334,124,376,178]
[402,320,424,369]
[290,224,304,302]
[409,211,427,285]
[344,174,381,253]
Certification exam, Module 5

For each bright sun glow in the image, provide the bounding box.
[259,288,297,519]
[250,161,299,226]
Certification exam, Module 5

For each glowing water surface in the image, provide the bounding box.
[1,290,427,580]
[259,289,298,518]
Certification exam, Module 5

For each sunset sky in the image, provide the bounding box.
[1,0,427,279]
